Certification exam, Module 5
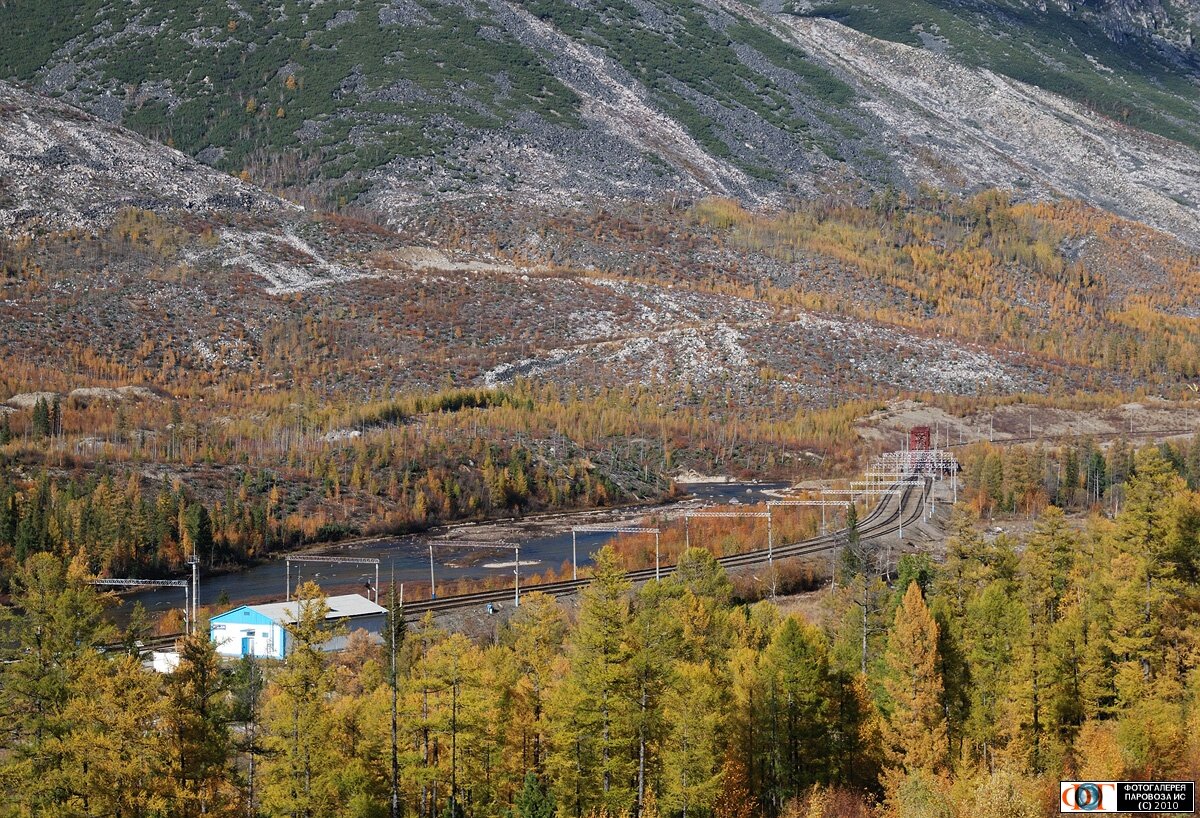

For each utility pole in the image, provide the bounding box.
[389,569,403,818]
[286,556,380,603]
[188,552,200,629]
[570,526,661,580]
[767,510,773,563]
[245,656,259,818]
[426,541,521,607]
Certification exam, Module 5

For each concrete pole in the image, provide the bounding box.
[514,545,520,608]
[767,507,773,566]
[572,531,578,581]
[428,545,436,599]
[655,532,660,581]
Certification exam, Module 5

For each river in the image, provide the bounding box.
[115,481,786,622]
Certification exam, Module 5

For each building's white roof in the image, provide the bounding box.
[249,594,387,625]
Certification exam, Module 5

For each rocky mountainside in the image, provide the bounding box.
[0,83,294,235]
[965,0,1198,57]
[0,78,1195,412]
[2,1,1199,243]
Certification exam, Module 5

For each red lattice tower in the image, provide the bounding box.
[909,426,932,451]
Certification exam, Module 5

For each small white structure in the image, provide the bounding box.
[209,593,388,660]
[150,650,181,674]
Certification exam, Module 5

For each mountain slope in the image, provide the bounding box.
[756,9,1200,244]
[2,0,1200,243]
[799,0,1200,145]
[0,82,294,235]
[1,87,1198,412]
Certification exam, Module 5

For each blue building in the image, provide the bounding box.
[209,593,388,659]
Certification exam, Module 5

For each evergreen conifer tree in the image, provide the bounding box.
[883,582,948,774]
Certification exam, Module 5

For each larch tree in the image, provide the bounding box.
[260,581,342,818]
[0,553,115,814]
[419,632,488,817]
[547,545,636,816]
[883,582,948,775]
[1013,506,1080,772]
[384,582,408,818]
[936,508,987,621]
[830,543,889,681]
[962,580,1023,769]
[165,629,241,817]
[60,653,174,816]
[1108,448,1183,707]
[660,659,725,818]
[757,617,839,809]
[406,612,448,818]
[502,591,567,773]
[712,751,757,818]
[627,579,682,814]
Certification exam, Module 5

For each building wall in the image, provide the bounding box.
[209,609,385,659]
[210,620,285,660]
[321,614,387,652]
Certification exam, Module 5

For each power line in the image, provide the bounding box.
[89,578,192,635]
[571,525,662,580]
[285,556,380,603]
[425,540,522,607]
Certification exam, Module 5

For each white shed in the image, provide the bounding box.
[209,593,388,659]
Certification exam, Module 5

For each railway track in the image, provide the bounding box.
[124,480,930,648]
[946,427,1198,449]
[400,478,930,618]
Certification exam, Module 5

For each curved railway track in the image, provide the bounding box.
[400,478,930,617]
[122,481,931,649]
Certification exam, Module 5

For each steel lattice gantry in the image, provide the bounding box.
[571,525,662,580]
[872,449,959,475]
[767,499,852,541]
[425,540,522,606]
[286,555,381,603]
[683,509,772,561]
[870,448,959,504]
[89,578,193,636]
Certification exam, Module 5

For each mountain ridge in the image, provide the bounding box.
[0,81,295,236]
[4,0,1199,244]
